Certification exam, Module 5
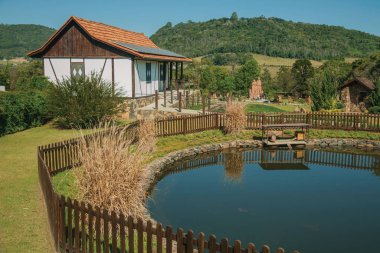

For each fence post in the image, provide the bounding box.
[202,96,206,114]
[155,90,158,110]
[183,116,187,134]
[170,84,173,104]
[178,92,182,112]
[163,83,167,108]
[185,90,189,108]
[215,113,219,129]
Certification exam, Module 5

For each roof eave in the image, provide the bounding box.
[27,16,144,58]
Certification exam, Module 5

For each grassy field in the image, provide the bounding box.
[0,124,83,252]
[1,123,379,252]
[195,53,357,77]
[245,102,310,113]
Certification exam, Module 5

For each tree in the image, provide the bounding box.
[276,66,293,92]
[234,59,261,96]
[291,59,314,97]
[200,66,217,93]
[261,68,274,98]
[309,60,351,111]
[0,64,11,90]
[230,12,238,22]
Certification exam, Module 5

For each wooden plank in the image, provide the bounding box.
[67,198,73,253]
[111,211,118,253]
[138,218,144,253]
[128,216,134,253]
[165,226,173,253]
[186,230,194,253]
[177,228,184,253]
[80,202,87,253]
[234,240,241,253]
[209,235,216,253]
[95,207,101,253]
[88,204,94,253]
[104,210,110,253]
[147,220,153,253]
[156,222,163,253]
[120,213,126,253]
[60,196,67,252]
[197,233,205,253]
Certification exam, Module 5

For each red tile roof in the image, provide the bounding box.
[28,16,191,62]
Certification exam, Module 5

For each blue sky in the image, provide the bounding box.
[0,0,379,36]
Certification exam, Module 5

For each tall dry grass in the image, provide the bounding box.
[225,102,247,134]
[75,121,156,220]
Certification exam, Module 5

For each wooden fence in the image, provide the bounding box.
[155,112,380,136]
[38,112,380,253]
[39,122,299,253]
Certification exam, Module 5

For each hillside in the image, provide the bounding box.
[151,16,380,60]
[0,24,55,59]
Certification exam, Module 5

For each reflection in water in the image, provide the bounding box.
[148,147,380,253]
[224,151,244,182]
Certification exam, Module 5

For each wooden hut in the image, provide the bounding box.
[338,77,375,112]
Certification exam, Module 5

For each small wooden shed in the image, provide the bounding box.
[338,77,375,112]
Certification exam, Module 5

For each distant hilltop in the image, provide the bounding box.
[0,24,55,59]
[150,15,380,61]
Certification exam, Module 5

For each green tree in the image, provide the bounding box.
[291,59,314,97]
[0,64,11,90]
[230,12,238,22]
[261,68,275,98]
[234,59,261,96]
[276,66,293,92]
[309,60,351,111]
[200,66,217,93]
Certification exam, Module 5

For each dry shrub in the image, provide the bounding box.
[75,122,156,220]
[137,119,156,152]
[224,151,244,182]
[225,102,247,134]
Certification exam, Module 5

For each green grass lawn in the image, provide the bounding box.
[2,122,380,252]
[0,124,83,252]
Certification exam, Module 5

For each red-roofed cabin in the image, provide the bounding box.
[28,16,191,98]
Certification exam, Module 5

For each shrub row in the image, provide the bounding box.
[0,91,50,136]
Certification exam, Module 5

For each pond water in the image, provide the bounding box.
[147,148,380,253]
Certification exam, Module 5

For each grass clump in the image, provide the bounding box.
[75,121,156,220]
[225,102,247,134]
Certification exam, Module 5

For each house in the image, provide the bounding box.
[28,16,192,98]
[338,77,375,112]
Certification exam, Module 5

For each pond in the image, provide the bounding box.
[147,148,380,253]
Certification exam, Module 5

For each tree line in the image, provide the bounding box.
[151,13,380,61]
[184,51,380,113]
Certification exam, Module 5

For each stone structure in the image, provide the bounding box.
[338,77,375,112]
[249,79,264,99]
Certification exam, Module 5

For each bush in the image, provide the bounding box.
[47,74,122,129]
[0,91,49,136]
[368,106,380,114]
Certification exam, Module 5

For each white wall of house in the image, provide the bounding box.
[43,57,132,97]
[43,57,171,98]
[134,60,168,97]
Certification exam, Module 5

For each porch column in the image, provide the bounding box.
[132,59,136,99]
[163,62,167,107]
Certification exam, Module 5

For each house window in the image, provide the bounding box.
[146,63,151,83]
[71,62,85,78]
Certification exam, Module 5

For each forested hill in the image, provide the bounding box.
[0,24,55,59]
[150,16,380,60]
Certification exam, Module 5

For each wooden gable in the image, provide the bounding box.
[36,21,133,58]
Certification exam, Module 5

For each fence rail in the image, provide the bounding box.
[38,112,380,253]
